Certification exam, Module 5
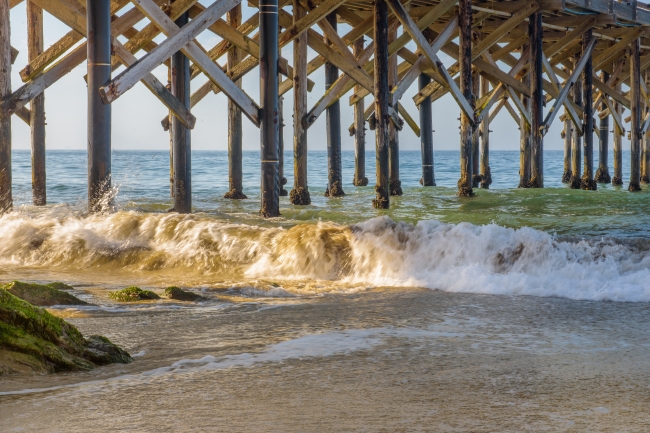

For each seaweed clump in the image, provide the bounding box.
[4,281,89,307]
[163,286,205,302]
[108,286,160,302]
[0,288,132,375]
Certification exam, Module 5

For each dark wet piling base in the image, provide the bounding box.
[389,180,402,196]
[480,167,491,189]
[354,177,369,186]
[457,179,474,197]
[569,175,582,189]
[580,175,597,191]
[290,186,311,205]
[628,182,642,192]
[561,170,572,184]
[224,190,247,199]
[324,181,345,197]
[612,176,623,186]
[595,165,611,184]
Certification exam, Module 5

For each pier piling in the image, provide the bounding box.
[289,0,310,205]
[353,37,367,187]
[562,109,573,183]
[528,11,543,188]
[629,37,642,191]
[471,67,480,188]
[388,23,401,196]
[259,0,280,216]
[0,0,10,213]
[570,54,583,190]
[479,74,490,189]
[27,0,45,206]
[419,73,435,187]
[87,0,112,213]
[224,4,246,200]
[581,30,596,190]
[595,71,611,184]
[457,0,473,197]
[373,0,389,209]
[324,12,344,198]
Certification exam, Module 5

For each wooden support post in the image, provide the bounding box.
[324,12,344,197]
[629,38,642,191]
[471,64,480,188]
[595,70,611,183]
[562,107,573,183]
[519,71,531,188]
[528,11,543,188]
[0,0,10,213]
[419,73,435,187]
[172,11,191,213]
[372,0,389,208]
[641,70,650,184]
[167,64,174,198]
[259,0,280,216]
[278,90,288,196]
[581,30,596,190]
[289,0,310,205]
[27,0,45,206]
[570,54,582,190]
[353,37,368,187]
[388,23,401,196]
[479,73,491,189]
[87,0,112,213]
[457,0,473,197]
[613,79,623,186]
[224,4,246,199]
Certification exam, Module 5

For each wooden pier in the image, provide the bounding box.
[1,0,650,215]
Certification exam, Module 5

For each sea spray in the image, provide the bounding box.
[0,209,649,302]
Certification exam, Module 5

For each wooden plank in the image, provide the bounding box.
[398,104,419,137]
[105,0,260,126]
[386,0,473,122]
[545,17,596,59]
[593,27,646,71]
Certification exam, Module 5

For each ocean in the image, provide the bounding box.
[1,148,650,431]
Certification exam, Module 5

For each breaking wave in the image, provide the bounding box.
[1,208,649,302]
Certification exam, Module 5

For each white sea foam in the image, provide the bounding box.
[1,210,649,302]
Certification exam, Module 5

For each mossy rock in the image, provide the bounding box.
[163,286,205,302]
[0,288,132,375]
[108,286,160,302]
[3,281,90,307]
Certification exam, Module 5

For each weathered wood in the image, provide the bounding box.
[87,0,112,213]
[562,106,573,183]
[630,37,642,191]
[541,38,596,135]
[593,27,645,71]
[277,0,347,47]
[595,70,612,184]
[479,73,491,189]
[386,0,473,123]
[352,37,367,187]
[398,104,419,137]
[580,30,596,190]
[419,73,435,187]
[613,77,624,186]
[519,70,531,188]
[224,4,246,200]
[546,17,596,60]
[171,11,192,213]
[570,53,583,190]
[387,22,401,197]
[324,12,344,198]
[289,0,310,204]
[529,11,543,188]
[104,0,261,126]
[472,64,480,188]
[27,0,45,206]
[260,0,280,216]
[457,0,473,196]
[373,0,389,209]
[0,0,11,213]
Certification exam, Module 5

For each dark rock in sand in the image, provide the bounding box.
[164,286,205,302]
[0,288,132,375]
[3,281,90,307]
[108,286,160,302]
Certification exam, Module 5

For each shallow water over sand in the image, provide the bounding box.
[2,290,650,432]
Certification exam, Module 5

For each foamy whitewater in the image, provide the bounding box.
[1,207,649,302]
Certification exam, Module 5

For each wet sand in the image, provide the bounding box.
[1,289,649,432]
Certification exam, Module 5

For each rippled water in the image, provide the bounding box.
[1,149,649,431]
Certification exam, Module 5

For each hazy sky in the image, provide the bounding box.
[7,2,612,153]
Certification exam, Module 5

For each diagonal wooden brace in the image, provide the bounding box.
[541,37,597,136]
[385,0,473,123]
[102,0,260,126]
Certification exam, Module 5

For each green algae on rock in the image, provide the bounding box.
[163,286,205,302]
[3,281,90,307]
[109,286,160,302]
[0,288,132,375]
